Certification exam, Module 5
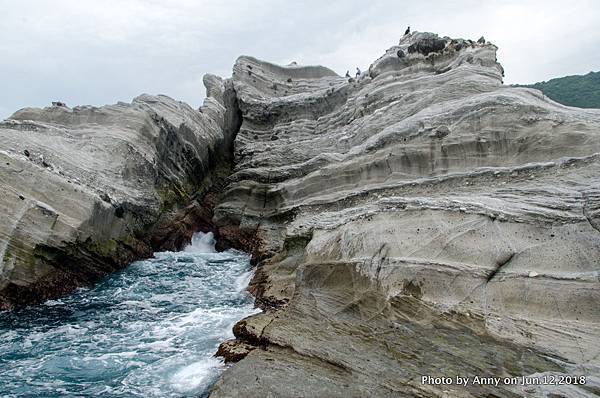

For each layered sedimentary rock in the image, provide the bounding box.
[0,82,240,308]
[211,32,600,397]
[2,30,599,397]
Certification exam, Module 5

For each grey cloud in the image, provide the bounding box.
[1,0,598,119]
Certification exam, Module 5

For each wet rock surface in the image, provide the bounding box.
[215,340,256,363]
[210,32,600,396]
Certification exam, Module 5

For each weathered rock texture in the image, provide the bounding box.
[1,30,599,397]
[211,32,600,397]
[0,81,240,308]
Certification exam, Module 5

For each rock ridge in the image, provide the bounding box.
[0,81,242,308]
[210,32,600,397]
[1,30,599,397]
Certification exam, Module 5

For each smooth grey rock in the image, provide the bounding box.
[0,87,236,308]
[211,32,600,397]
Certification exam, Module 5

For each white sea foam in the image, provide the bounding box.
[185,231,217,253]
[169,356,224,394]
[43,299,64,306]
[235,270,254,292]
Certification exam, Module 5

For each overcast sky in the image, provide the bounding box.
[1,0,599,119]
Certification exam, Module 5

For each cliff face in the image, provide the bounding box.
[210,33,600,397]
[2,31,599,397]
[0,84,240,309]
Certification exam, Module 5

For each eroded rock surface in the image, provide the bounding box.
[0,81,240,308]
[1,30,598,397]
[211,32,600,397]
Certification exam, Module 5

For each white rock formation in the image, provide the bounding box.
[1,30,598,397]
[0,90,237,308]
[211,32,600,397]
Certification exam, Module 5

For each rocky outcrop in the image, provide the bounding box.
[2,30,599,397]
[0,80,240,308]
[211,32,600,397]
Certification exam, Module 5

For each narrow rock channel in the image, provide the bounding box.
[0,232,258,397]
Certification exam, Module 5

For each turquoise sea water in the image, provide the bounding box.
[0,232,257,397]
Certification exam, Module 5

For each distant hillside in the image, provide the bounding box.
[513,71,600,109]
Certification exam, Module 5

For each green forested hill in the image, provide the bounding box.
[514,71,600,109]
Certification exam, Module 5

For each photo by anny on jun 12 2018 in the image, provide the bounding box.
[0,1,599,397]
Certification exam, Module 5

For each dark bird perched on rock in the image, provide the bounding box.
[405,26,410,35]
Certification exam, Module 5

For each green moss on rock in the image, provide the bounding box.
[87,239,118,257]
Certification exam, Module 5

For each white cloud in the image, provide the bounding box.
[0,0,598,119]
